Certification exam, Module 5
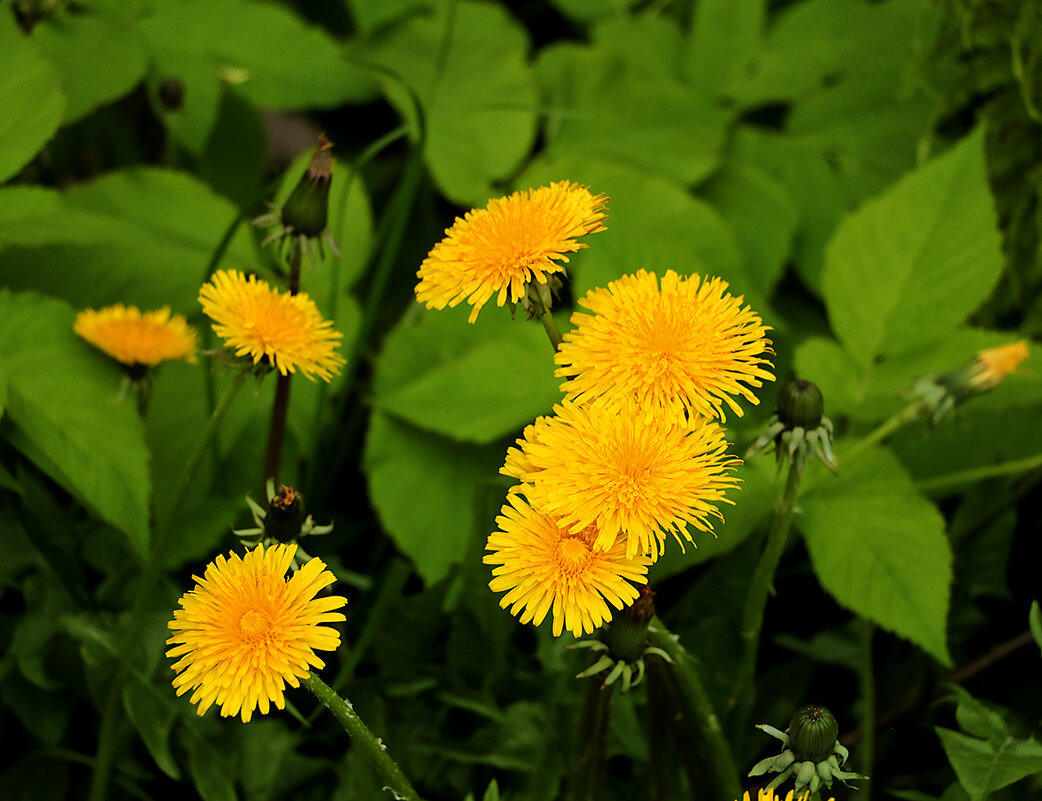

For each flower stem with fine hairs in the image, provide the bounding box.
[568,680,614,801]
[539,307,563,351]
[647,617,742,800]
[262,258,301,484]
[729,457,804,721]
[303,673,422,801]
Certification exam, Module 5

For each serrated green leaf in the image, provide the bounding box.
[800,447,952,664]
[0,15,65,183]
[375,306,560,444]
[364,411,502,585]
[32,13,146,123]
[535,43,728,187]
[822,129,1003,368]
[936,726,1042,801]
[364,0,538,205]
[0,292,150,553]
[124,681,180,780]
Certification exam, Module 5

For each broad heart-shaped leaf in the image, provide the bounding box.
[0,292,150,555]
[535,43,729,187]
[0,14,65,183]
[516,158,768,318]
[799,447,952,664]
[362,0,538,206]
[364,411,504,585]
[936,726,1042,801]
[822,129,1003,369]
[31,12,146,123]
[374,305,561,444]
[0,169,256,313]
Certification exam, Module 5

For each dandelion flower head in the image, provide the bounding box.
[416,180,608,323]
[484,493,651,637]
[555,269,774,422]
[167,543,347,723]
[74,304,197,367]
[502,400,741,560]
[199,269,344,382]
[970,340,1029,391]
[736,791,828,801]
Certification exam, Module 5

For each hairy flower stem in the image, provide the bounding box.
[303,673,422,801]
[539,307,564,351]
[262,259,302,484]
[647,617,742,800]
[729,458,804,723]
[568,679,614,801]
[857,621,875,801]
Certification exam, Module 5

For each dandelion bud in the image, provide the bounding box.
[265,485,306,543]
[281,133,333,238]
[602,587,656,663]
[788,705,838,762]
[912,340,1029,424]
[777,380,824,430]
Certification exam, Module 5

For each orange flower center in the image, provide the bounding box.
[238,609,271,641]
[555,535,594,575]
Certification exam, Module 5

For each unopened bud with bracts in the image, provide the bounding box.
[910,340,1029,424]
[234,479,333,569]
[750,704,867,796]
[747,378,836,474]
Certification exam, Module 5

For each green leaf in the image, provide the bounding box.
[549,0,640,22]
[799,447,952,664]
[536,43,729,187]
[183,729,238,801]
[822,129,1004,368]
[517,159,764,315]
[1030,601,1042,658]
[686,0,765,98]
[31,13,146,123]
[375,306,560,444]
[0,15,65,183]
[363,411,502,585]
[701,158,798,296]
[364,0,538,205]
[123,681,180,780]
[0,292,150,554]
[936,726,1042,801]
[0,168,256,312]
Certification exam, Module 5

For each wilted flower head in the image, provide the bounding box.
[911,340,1031,423]
[74,304,197,368]
[199,269,344,382]
[555,269,774,422]
[167,543,347,723]
[502,400,741,560]
[416,180,608,323]
[484,494,650,637]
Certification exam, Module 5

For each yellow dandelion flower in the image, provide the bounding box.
[74,304,197,367]
[199,269,344,382]
[555,269,774,422]
[970,340,1029,390]
[484,493,651,637]
[416,180,608,323]
[736,791,828,801]
[167,543,347,723]
[502,400,740,560]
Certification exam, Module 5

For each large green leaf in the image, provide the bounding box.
[31,13,146,123]
[0,168,256,312]
[364,412,503,585]
[0,292,150,554]
[374,305,560,444]
[686,0,765,98]
[936,726,1042,801]
[363,0,538,206]
[0,15,65,183]
[799,447,952,664]
[535,43,729,187]
[822,129,1004,368]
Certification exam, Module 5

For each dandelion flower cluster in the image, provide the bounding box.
[484,494,651,637]
[167,543,347,723]
[416,180,608,322]
[74,304,197,367]
[199,269,344,381]
[736,791,828,801]
[556,269,774,422]
[969,340,1029,390]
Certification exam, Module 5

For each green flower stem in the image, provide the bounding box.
[647,617,742,800]
[840,400,924,466]
[568,679,614,801]
[856,621,875,801]
[87,670,124,801]
[539,307,564,351]
[646,657,674,801]
[303,672,422,801]
[730,457,805,719]
[916,451,1042,493]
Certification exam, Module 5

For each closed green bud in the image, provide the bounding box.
[789,705,838,762]
[281,134,333,237]
[777,379,824,430]
[601,587,655,663]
